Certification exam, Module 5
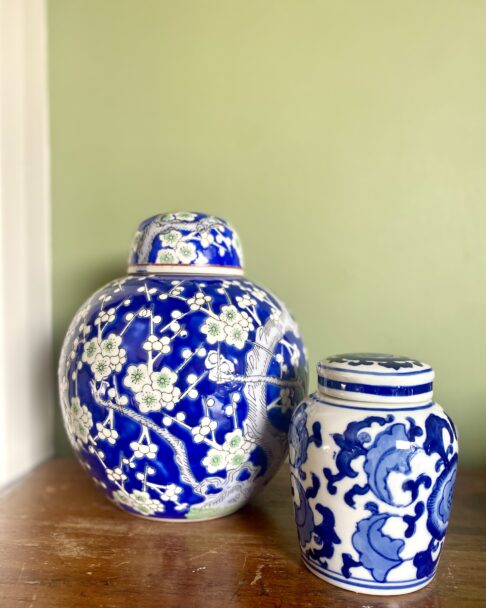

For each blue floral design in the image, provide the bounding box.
[327,353,425,371]
[351,503,404,582]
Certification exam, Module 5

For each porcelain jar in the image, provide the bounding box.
[289,353,458,595]
[59,211,308,521]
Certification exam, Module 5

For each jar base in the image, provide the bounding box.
[110,498,245,523]
[302,555,434,596]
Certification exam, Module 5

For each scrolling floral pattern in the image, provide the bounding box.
[289,398,458,589]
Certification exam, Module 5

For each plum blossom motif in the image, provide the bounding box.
[112,488,165,516]
[187,291,212,311]
[201,318,225,344]
[130,439,159,459]
[82,338,100,364]
[160,484,183,502]
[201,305,250,349]
[66,397,93,444]
[219,305,240,326]
[202,448,227,473]
[192,417,217,443]
[95,422,119,445]
[157,249,178,264]
[224,429,251,454]
[95,307,116,326]
[106,466,127,483]
[176,241,197,263]
[123,364,150,392]
[92,354,112,381]
[99,333,126,372]
[159,230,182,247]
[143,334,171,354]
[135,386,163,413]
[236,293,256,309]
[200,429,254,474]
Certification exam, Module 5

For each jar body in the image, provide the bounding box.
[289,392,458,595]
[59,273,307,521]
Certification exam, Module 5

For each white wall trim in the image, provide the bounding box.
[0,0,53,486]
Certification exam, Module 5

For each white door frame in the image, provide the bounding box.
[0,0,53,486]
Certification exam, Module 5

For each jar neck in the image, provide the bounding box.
[127,264,244,277]
[312,391,434,411]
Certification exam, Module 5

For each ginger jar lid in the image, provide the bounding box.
[317,353,434,404]
[128,211,243,276]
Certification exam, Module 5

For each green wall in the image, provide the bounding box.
[49,0,486,465]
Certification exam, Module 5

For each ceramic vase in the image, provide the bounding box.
[289,353,458,595]
[59,212,308,521]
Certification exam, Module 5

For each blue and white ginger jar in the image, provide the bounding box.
[59,212,308,521]
[289,353,458,595]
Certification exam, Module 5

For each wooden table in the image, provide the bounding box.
[0,459,485,608]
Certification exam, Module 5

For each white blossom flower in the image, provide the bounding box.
[135,386,162,413]
[175,241,197,264]
[170,285,184,296]
[199,231,214,247]
[123,364,150,393]
[191,416,217,443]
[96,422,119,445]
[187,291,212,311]
[223,429,252,454]
[106,466,127,483]
[108,348,127,372]
[66,397,93,444]
[95,307,116,326]
[143,334,171,353]
[160,484,183,502]
[130,440,159,459]
[151,367,177,392]
[236,293,256,309]
[226,449,248,471]
[157,249,178,264]
[201,318,225,344]
[239,311,254,331]
[159,229,182,247]
[224,322,248,349]
[160,387,181,411]
[82,338,100,364]
[219,305,241,326]
[100,333,122,357]
[91,354,112,381]
[202,448,228,473]
[112,488,165,516]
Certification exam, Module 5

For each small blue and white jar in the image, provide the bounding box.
[289,353,458,595]
[59,212,308,521]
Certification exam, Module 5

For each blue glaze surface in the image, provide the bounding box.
[59,213,307,520]
[128,212,243,269]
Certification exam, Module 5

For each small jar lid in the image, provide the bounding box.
[317,353,434,404]
[128,211,243,276]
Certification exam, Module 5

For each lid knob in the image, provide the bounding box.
[317,353,434,404]
[128,211,244,276]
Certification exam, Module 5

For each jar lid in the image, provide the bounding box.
[317,353,434,404]
[128,211,244,276]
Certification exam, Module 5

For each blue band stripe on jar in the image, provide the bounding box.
[317,364,432,377]
[318,376,433,397]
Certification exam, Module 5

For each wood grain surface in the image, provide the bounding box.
[0,459,484,608]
